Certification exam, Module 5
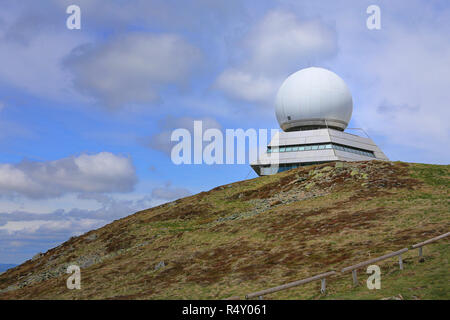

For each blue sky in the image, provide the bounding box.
[0,0,449,264]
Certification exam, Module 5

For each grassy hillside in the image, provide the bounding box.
[0,161,448,300]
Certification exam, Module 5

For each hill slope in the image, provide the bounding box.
[0,161,448,299]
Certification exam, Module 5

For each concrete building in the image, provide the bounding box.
[251,67,388,176]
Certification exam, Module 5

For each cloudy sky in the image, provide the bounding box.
[0,0,449,264]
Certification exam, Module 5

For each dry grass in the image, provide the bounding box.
[0,161,448,300]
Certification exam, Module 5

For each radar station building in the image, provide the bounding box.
[251,67,388,176]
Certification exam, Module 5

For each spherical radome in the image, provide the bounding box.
[275,67,353,132]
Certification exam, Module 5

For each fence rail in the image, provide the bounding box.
[341,248,408,286]
[234,232,449,300]
[223,295,241,300]
[412,232,450,259]
[245,271,336,299]
[341,248,409,273]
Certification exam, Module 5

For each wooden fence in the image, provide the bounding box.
[245,271,336,300]
[341,248,408,286]
[240,231,449,300]
[412,231,450,260]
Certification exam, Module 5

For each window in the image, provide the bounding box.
[266,143,375,158]
[332,144,375,158]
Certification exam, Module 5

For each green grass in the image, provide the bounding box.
[410,163,450,187]
[324,243,449,300]
[0,161,448,300]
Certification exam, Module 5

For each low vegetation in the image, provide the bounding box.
[0,161,448,299]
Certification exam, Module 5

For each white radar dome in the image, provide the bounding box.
[275,67,353,132]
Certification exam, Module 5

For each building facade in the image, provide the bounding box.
[250,67,388,176]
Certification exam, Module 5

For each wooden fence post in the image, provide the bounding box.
[398,254,403,270]
[352,270,358,286]
[243,233,448,301]
[321,278,326,294]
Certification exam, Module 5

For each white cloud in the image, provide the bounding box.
[0,182,192,262]
[229,0,450,163]
[215,69,276,103]
[215,10,338,104]
[324,2,450,161]
[0,219,103,235]
[0,152,137,199]
[244,11,337,74]
[146,115,222,155]
[356,29,450,155]
[65,33,202,109]
[0,186,190,229]
[50,0,246,32]
[0,6,90,102]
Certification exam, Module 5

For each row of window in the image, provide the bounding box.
[267,143,375,158]
[277,163,301,172]
[276,161,324,173]
[332,144,375,157]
